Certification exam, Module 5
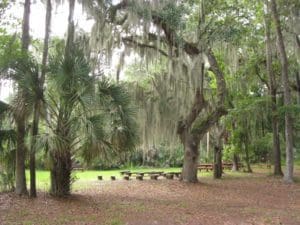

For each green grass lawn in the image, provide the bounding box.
[26,167,185,191]
[27,164,299,191]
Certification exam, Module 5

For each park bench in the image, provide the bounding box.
[163,172,181,178]
[197,164,213,172]
[150,174,159,180]
[72,160,84,171]
[123,175,130,180]
[198,163,245,172]
[120,170,131,175]
[121,171,164,178]
[146,171,164,176]
[222,163,233,170]
[165,173,174,179]
[122,171,132,176]
[174,172,181,178]
[72,165,84,171]
[119,170,182,181]
[136,174,143,180]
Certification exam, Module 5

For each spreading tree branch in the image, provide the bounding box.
[122,37,168,57]
[109,0,227,139]
[191,107,227,138]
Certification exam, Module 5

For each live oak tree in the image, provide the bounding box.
[82,0,228,182]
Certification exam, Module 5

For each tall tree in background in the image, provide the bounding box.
[264,1,283,176]
[270,0,294,183]
[15,0,31,196]
[29,0,52,198]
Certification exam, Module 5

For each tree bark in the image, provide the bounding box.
[181,134,199,182]
[244,140,252,173]
[16,0,31,196]
[270,0,294,183]
[29,0,52,198]
[211,125,224,179]
[206,132,210,160]
[15,117,27,195]
[65,0,75,59]
[50,107,73,197]
[213,145,222,179]
[264,2,283,176]
[296,71,300,105]
[21,0,31,51]
[29,102,38,197]
[232,154,239,171]
[41,0,52,86]
[50,151,72,197]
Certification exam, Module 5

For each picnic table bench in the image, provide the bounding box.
[120,171,164,177]
[119,171,181,180]
[198,163,245,172]
[72,165,84,171]
[197,164,213,172]
[163,172,181,178]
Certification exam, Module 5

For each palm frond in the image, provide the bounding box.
[0,129,16,152]
[0,100,10,117]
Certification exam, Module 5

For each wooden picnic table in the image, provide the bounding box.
[197,164,213,172]
[197,162,244,172]
[120,171,164,177]
[120,171,181,180]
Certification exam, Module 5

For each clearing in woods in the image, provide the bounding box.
[0,167,299,225]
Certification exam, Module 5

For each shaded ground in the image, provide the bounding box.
[1,169,300,225]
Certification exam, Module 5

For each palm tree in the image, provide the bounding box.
[13,0,31,196]
[0,52,41,195]
[44,44,138,197]
[29,0,52,198]
[0,100,16,192]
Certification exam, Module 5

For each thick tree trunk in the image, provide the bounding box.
[50,151,72,197]
[264,3,283,176]
[271,114,283,175]
[41,0,52,86]
[296,72,300,104]
[21,0,31,51]
[244,142,252,173]
[15,118,27,195]
[292,8,300,104]
[29,0,52,198]
[232,154,239,171]
[181,135,199,183]
[206,132,210,160]
[213,145,222,179]
[270,0,294,183]
[16,0,31,196]
[29,102,39,197]
[65,0,75,59]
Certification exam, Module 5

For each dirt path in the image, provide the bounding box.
[1,172,300,225]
